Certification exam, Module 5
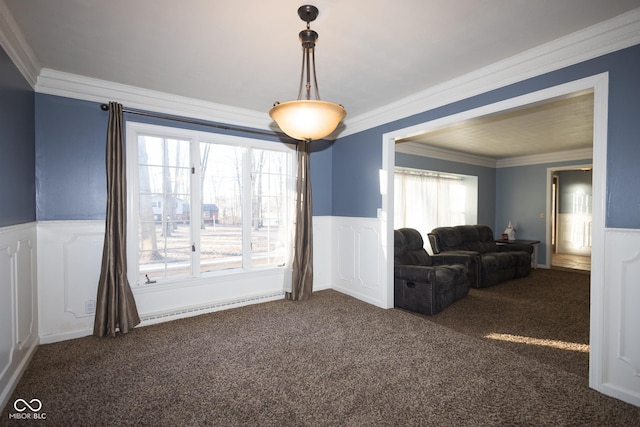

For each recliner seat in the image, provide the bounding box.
[394,228,470,315]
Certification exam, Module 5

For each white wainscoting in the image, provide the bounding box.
[596,228,640,406]
[0,222,38,412]
[37,221,105,343]
[37,220,290,342]
[330,216,386,308]
[313,216,333,292]
[33,217,351,343]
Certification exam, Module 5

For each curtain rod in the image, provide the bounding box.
[99,103,296,142]
[395,167,463,181]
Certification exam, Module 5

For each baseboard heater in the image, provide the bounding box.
[140,292,285,325]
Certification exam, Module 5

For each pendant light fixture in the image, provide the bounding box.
[269,5,346,141]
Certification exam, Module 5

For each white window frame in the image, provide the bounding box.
[125,121,296,287]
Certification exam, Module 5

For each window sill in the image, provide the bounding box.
[132,266,287,294]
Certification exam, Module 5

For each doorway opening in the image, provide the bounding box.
[381,72,608,393]
[549,166,593,273]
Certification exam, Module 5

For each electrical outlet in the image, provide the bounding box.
[85,299,96,314]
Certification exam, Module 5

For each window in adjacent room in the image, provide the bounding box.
[394,167,478,251]
[127,122,295,286]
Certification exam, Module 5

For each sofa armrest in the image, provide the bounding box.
[430,253,473,269]
[394,265,438,283]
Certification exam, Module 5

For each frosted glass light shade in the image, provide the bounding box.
[269,100,346,141]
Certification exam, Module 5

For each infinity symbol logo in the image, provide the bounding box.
[14,398,42,412]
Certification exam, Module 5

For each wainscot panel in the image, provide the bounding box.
[331,216,385,307]
[37,221,104,343]
[599,228,640,407]
[0,223,38,412]
[312,216,333,291]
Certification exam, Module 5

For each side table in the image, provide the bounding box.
[496,239,541,268]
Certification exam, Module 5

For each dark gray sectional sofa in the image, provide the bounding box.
[428,225,533,288]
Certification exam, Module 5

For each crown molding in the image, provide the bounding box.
[495,147,593,168]
[396,142,593,169]
[35,68,272,131]
[0,0,39,87]
[342,7,640,137]
[395,142,497,168]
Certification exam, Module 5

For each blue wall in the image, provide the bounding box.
[332,43,640,230]
[34,93,334,220]
[495,159,592,262]
[35,95,107,220]
[0,47,35,227]
[309,140,333,216]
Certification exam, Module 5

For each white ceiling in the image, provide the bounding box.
[397,91,595,159]
[3,0,640,158]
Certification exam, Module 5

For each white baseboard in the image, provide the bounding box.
[0,335,38,413]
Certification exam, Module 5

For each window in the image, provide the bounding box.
[127,122,295,286]
[394,167,478,250]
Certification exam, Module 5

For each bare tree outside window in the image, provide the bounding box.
[133,130,292,285]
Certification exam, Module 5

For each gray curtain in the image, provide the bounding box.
[93,102,141,337]
[288,140,313,301]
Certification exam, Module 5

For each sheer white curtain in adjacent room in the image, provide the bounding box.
[394,168,471,252]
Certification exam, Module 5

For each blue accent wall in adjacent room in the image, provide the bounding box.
[495,159,592,263]
[0,47,35,227]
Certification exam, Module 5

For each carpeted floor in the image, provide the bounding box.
[423,268,590,380]
[2,270,639,426]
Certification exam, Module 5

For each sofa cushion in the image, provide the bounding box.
[395,228,434,266]
[394,230,409,265]
[400,228,433,266]
[436,227,463,250]
[458,226,480,245]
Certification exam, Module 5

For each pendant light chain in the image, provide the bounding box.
[269,5,346,141]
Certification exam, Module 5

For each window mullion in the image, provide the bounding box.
[242,148,252,270]
[191,139,201,276]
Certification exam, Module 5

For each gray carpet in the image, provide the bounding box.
[2,275,639,426]
[423,268,591,380]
